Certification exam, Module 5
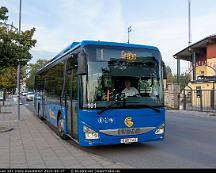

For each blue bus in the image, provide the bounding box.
[34,40,166,146]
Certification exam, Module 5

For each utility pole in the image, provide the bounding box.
[127,26,132,44]
[188,0,192,71]
[17,0,22,121]
[188,0,191,45]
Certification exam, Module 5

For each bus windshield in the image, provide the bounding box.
[81,47,164,109]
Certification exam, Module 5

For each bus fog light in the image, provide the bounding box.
[155,124,165,135]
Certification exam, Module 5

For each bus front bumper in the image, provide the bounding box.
[79,129,165,147]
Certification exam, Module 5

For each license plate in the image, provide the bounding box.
[118,128,140,135]
[120,138,138,144]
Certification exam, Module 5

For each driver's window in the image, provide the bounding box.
[139,78,159,97]
[140,78,152,95]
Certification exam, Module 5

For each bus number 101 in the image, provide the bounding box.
[88,103,97,109]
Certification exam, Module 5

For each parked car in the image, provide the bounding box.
[26,92,34,101]
[21,91,28,96]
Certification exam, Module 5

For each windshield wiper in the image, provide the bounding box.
[97,101,161,115]
[124,101,161,113]
[97,101,122,115]
[140,104,161,112]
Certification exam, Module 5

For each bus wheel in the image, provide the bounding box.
[57,115,67,140]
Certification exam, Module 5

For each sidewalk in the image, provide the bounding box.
[167,109,216,118]
[0,97,131,169]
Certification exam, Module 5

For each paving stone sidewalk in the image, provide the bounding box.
[0,97,131,168]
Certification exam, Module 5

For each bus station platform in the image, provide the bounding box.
[0,97,130,168]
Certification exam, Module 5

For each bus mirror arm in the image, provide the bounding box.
[162,61,167,79]
[78,51,87,75]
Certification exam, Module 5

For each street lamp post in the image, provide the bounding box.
[188,0,191,46]
[188,0,192,71]
[127,26,132,44]
[17,0,22,121]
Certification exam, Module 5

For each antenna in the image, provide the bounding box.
[127,26,132,44]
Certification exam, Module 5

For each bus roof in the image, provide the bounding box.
[37,40,160,75]
[80,40,159,50]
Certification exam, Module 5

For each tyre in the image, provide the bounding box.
[57,115,67,140]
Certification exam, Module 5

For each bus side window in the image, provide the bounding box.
[43,62,64,100]
[66,56,78,100]
[72,70,78,100]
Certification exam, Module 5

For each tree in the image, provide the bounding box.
[0,6,8,21]
[166,65,176,84]
[0,67,24,90]
[174,73,191,90]
[0,6,37,71]
[165,65,191,90]
[26,59,48,90]
[0,6,37,94]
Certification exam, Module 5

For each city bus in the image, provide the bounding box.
[34,40,166,146]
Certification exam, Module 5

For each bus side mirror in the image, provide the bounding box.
[162,61,167,79]
[78,51,87,75]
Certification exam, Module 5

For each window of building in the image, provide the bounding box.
[196,86,201,98]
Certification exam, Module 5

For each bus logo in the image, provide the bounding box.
[124,117,133,127]
[49,111,56,120]
[121,51,137,61]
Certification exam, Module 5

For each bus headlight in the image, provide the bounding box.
[155,124,165,135]
[83,125,99,140]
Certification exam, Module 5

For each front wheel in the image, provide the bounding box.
[57,116,67,140]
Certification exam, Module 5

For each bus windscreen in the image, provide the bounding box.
[81,47,163,110]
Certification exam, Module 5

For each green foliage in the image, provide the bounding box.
[26,59,48,89]
[0,6,8,21]
[0,6,37,71]
[165,65,191,90]
[174,73,191,90]
[166,65,176,84]
[0,67,24,90]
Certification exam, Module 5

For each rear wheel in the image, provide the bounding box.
[57,115,67,140]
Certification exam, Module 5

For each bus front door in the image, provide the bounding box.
[66,69,78,140]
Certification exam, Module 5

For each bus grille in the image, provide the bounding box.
[100,127,155,136]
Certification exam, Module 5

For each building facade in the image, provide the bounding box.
[174,35,216,111]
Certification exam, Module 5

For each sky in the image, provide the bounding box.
[1,0,216,74]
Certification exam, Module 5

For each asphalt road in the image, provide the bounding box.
[21,97,216,168]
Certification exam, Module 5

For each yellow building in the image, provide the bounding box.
[174,35,216,111]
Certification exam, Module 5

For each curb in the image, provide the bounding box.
[23,104,131,168]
